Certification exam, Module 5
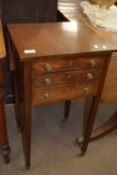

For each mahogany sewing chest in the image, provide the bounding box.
[3,0,117,169]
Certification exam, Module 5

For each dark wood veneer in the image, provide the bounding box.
[7,0,117,169]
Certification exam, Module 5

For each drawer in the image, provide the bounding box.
[32,80,99,105]
[32,68,102,88]
[32,56,105,74]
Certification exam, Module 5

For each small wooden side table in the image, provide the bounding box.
[7,21,114,168]
[0,22,10,163]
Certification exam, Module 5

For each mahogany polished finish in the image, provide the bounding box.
[0,21,10,163]
[8,23,111,167]
[7,16,113,168]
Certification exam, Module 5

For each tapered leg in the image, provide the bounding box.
[13,72,21,130]
[22,104,32,169]
[0,97,10,163]
[77,54,111,155]
[76,97,93,148]
[21,62,32,169]
[83,97,93,135]
[80,96,100,154]
[63,100,71,121]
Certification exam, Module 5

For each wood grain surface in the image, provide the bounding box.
[0,22,5,59]
[102,53,117,103]
[32,80,99,105]
[7,0,117,168]
[7,21,117,62]
[32,56,105,74]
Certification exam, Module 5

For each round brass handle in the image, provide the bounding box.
[44,93,50,100]
[90,59,96,67]
[87,73,94,80]
[44,78,52,86]
[84,87,90,94]
[45,64,53,72]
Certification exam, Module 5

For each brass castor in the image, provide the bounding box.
[75,137,84,148]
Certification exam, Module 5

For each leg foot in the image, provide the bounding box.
[77,151,86,157]
[3,154,10,164]
[26,166,30,170]
[0,145,11,164]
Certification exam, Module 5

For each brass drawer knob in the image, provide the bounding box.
[90,59,96,67]
[44,78,52,86]
[87,73,94,80]
[44,93,50,100]
[45,64,53,72]
[84,87,90,94]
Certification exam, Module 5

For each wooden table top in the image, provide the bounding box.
[7,0,117,62]
[0,22,6,59]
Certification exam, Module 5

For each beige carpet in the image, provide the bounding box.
[0,99,117,174]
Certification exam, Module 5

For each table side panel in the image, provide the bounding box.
[102,53,117,103]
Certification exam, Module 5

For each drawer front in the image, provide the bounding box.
[32,56,105,74]
[32,80,99,105]
[32,68,102,88]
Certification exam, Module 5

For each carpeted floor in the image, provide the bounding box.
[0,99,117,174]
